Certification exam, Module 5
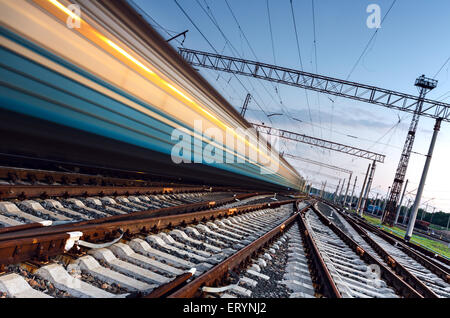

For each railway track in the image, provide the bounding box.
[0,167,278,230]
[161,201,427,298]
[0,199,298,298]
[316,201,450,298]
[0,194,447,298]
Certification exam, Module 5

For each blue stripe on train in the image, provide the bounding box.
[0,27,297,189]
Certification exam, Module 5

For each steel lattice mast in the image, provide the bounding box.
[240,93,251,117]
[283,153,352,175]
[179,49,445,231]
[179,48,450,122]
[252,123,385,163]
[383,76,437,225]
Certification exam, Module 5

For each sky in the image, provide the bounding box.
[132,0,450,213]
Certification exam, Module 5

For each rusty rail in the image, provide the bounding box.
[145,271,195,298]
[338,211,440,297]
[0,198,295,265]
[0,192,263,236]
[310,203,423,298]
[296,208,341,298]
[345,213,449,285]
[318,198,450,268]
[167,203,304,298]
[0,184,226,200]
[0,166,189,187]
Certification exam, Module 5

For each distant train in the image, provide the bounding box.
[367,205,382,214]
[0,0,303,190]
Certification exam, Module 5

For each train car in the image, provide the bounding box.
[414,220,430,232]
[0,0,304,190]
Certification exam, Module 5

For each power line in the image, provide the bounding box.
[222,0,299,126]
[266,0,284,107]
[290,0,314,136]
[174,0,216,52]
[174,0,273,123]
[128,0,184,45]
[197,0,279,119]
[346,0,397,80]
[193,0,274,120]
[433,55,450,79]
[266,0,277,66]
[311,0,323,140]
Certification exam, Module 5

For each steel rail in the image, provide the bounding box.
[0,185,215,200]
[297,207,341,298]
[167,203,306,298]
[339,211,441,296]
[0,198,295,265]
[347,214,449,284]
[145,271,195,298]
[370,222,450,267]
[0,167,253,195]
[318,198,450,267]
[0,192,263,236]
[0,166,168,187]
[310,203,423,298]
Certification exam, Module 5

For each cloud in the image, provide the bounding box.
[255,106,404,131]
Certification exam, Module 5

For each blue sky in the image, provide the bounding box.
[132,0,450,213]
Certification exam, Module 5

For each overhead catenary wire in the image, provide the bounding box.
[346,0,397,80]
[311,0,323,140]
[266,0,284,106]
[193,0,276,122]
[433,55,450,79]
[290,0,314,136]
[222,0,300,126]
[196,0,285,124]
[128,0,184,46]
[173,0,274,124]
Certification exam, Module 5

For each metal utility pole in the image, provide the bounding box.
[318,183,322,198]
[381,186,391,220]
[394,179,408,225]
[419,198,434,220]
[240,93,251,117]
[402,198,412,225]
[333,180,341,203]
[349,176,357,209]
[357,164,371,217]
[340,179,346,196]
[384,76,438,226]
[361,160,376,212]
[430,207,437,224]
[374,193,380,213]
[405,118,442,241]
[343,174,352,208]
[320,180,327,199]
[446,213,450,231]
[338,179,346,204]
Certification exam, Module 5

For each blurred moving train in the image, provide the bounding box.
[0,0,304,190]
